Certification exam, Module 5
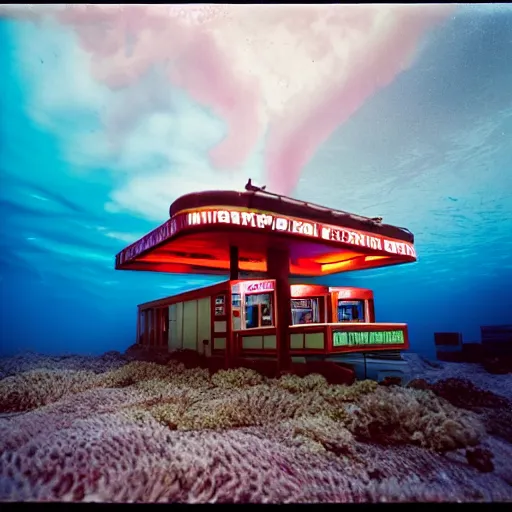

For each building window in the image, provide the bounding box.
[245,293,274,329]
[291,298,320,325]
[337,300,365,323]
[232,293,241,308]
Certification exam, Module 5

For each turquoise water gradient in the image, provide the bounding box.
[1,7,511,358]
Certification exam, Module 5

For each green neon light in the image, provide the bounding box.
[332,330,405,347]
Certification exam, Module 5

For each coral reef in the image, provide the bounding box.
[346,386,483,452]
[211,368,264,389]
[0,351,128,380]
[0,369,102,412]
[275,373,328,393]
[408,377,512,444]
[0,351,511,503]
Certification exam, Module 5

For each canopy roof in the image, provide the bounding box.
[115,189,417,277]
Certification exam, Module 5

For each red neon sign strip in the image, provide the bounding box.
[118,207,416,266]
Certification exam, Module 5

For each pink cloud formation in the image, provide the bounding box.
[54,5,263,171]
[4,4,454,195]
[264,5,454,193]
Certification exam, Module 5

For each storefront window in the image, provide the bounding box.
[245,293,274,328]
[291,298,320,325]
[231,293,242,330]
[337,300,365,323]
[232,293,241,308]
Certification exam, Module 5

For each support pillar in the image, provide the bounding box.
[226,246,239,369]
[229,246,239,280]
[266,247,292,373]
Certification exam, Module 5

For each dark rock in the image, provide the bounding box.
[379,376,402,387]
[482,356,512,375]
[406,378,431,391]
[367,467,385,481]
[429,378,509,410]
[466,447,494,473]
[481,407,512,444]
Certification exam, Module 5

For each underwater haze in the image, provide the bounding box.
[0,4,511,359]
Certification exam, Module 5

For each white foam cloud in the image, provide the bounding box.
[12,19,107,122]
[7,4,453,221]
[9,16,265,221]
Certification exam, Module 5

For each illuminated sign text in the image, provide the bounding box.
[333,330,405,347]
[117,206,416,266]
[187,209,416,258]
[244,280,275,294]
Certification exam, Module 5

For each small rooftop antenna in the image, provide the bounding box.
[245,178,266,192]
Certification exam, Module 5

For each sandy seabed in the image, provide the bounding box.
[0,350,511,503]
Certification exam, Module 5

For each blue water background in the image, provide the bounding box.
[1,7,511,359]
